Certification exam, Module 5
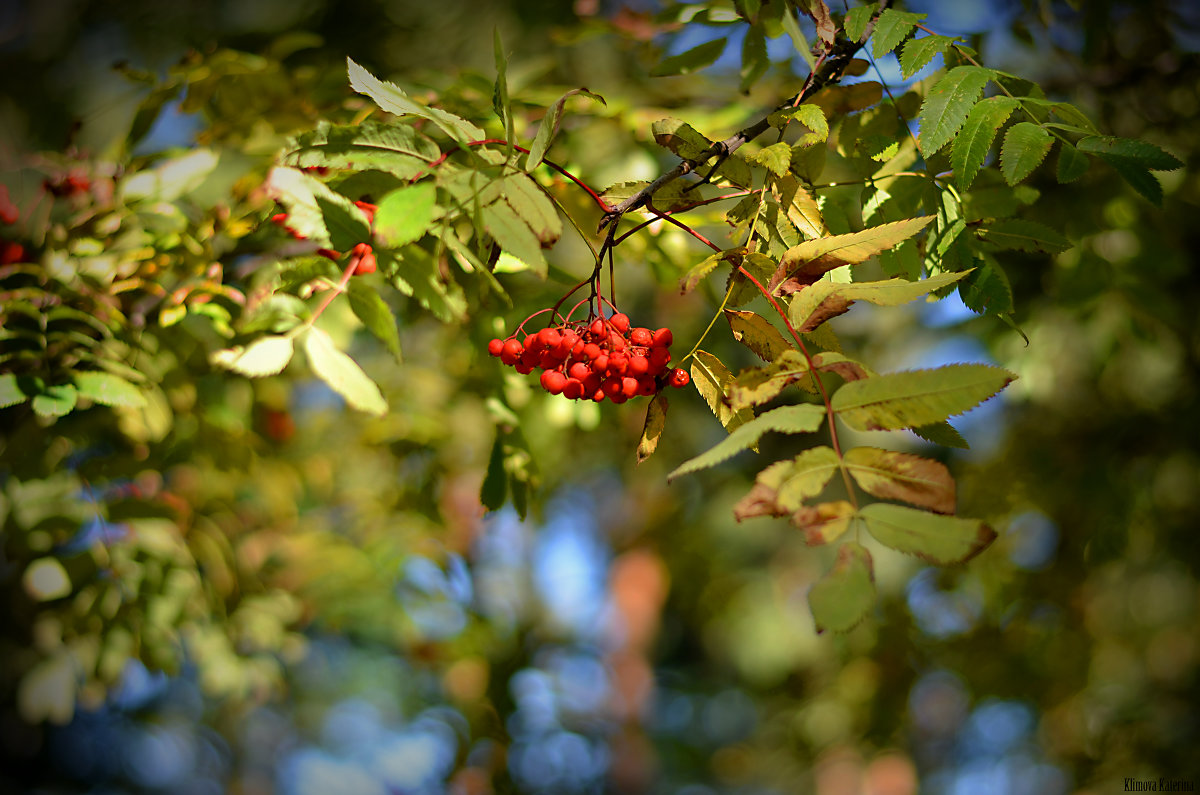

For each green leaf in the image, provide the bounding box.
[1056,141,1089,183]
[843,447,956,514]
[637,393,669,466]
[747,142,793,177]
[481,201,547,276]
[911,421,969,449]
[899,34,954,79]
[809,542,875,633]
[481,432,507,511]
[265,166,370,249]
[952,95,1019,191]
[303,326,388,416]
[650,38,728,77]
[1076,136,1183,171]
[734,446,842,519]
[725,309,792,362]
[493,28,513,144]
[976,219,1071,254]
[788,270,969,332]
[739,24,768,92]
[652,119,752,186]
[502,173,561,245]
[690,349,755,434]
[0,373,29,408]
[347,280,402,362]
[286,121,439,177]
[1000,122,1053,185]
[769,105,829,148]
[957,258,1013,315]
[32,384,77,418]
[347,57,485,143]
[918,65,995,156]
[871,9,924,59]
[776,216,934,286]
[843,3,878,42]
[375,182,437,248]
[728,351,812,411]
[526,88,605,172]
[832,363,1015,431]
[211,335,295,377]
[680,250,728,294]
[860,503,996,565]
[72,372,146,408]
[727,252,776,308]
[1099,155,1163,205]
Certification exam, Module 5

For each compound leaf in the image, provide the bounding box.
[918,65,994,156]
[952,95,1019,191]
[725,309,792,363]
[860,502,996,565]
[668,403,825,479]
[1000,122,1053,185]
[832,363,1015,431]
[303,326,387,416]
[843,446,956,514]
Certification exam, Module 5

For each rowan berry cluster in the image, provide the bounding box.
[488,312,690,403]
[270,197,378,275]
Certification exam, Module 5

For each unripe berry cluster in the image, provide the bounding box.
[488,312,690,403]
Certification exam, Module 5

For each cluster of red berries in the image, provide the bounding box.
[488,312,690,403]
[270,197,378,275]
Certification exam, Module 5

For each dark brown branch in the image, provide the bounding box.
[598,0,894,233]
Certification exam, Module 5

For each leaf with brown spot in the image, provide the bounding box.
[637,393,668,465]
[728,351,810,411]
[843,447,956,514]
[792,500,856,545]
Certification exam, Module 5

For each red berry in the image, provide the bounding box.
[569,362,591,381]
[589,318,606,337]
[270,212,289,226]
[669,368,691,388]
[631,328,652,347]
[571,340,586,358]
[354,250,377,274]
[628,355,649,377]
[488,338,505,357]
[541,370,568,395]
[583,343,602,360]
[649,346,671,371]
[538,328,561,349]
[607,333,625,352]
[610,313,630,333]
[621,377,639,398]
[637,377,657,396]
[582,372,602,394]
[354,200,377,224]
[563,379,584,400]
[593,354,609,373]
[607,353,628,376]
[652,328,673,347]
[501,338,523,364]
[0,242,25,265]
[602,377,622,398]
[592,389,606,403]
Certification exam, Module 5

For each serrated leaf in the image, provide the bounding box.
[976,219,1071,253]
[637,393,669,465]
[727,252,776,307]
[1000,122,1053,185]
[0,373,29,408]
[775,175,826,239]
[728,351,811,411]
[526,88,606,172]
[774,216,934,291]
[957,258,1013,315]
[669,401,825,478]
[502,173,561,245]
[952,95,1019,191]
[900,34,954,79]
[734,445,841,519]
[860,502,996,565]
[770,105,828,148]
[650,37,727,77]
[793,500,856,546]
[911,421,969,449]
[748,142,793,177]
[1076,136,1183,170]
[265,166,368,248]
[481,201,546,275]
[347,280,402,362]
[680,250,728,294]
[843,3,877,42]
[32,384,77,417]
[286,121,439,177]
[843,447,956,514]
[871,9,924,58]
[918,65,995,156]
[303,326,387,416]
[832,363,1014,431]
[211,335,295,377]
[788,270,969,332]
[1095,154,1164,205]
[72,372,146,408]
[1056,141,1089,183]
[725,309,792,362]
[347,57,484,143]
[809,542,875,633]
[375,182,437,248]
[690,349,755,434]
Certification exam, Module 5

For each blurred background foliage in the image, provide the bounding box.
[0,0,1198,793]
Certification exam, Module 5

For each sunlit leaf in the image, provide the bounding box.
[502,173,561,245]
[788,270,969,332]
[728,351,811,411]
[347,280,402,362]
[734,446,841,519]
[774,216,934,289]
[860,502,996,564]
[211,335,295,377]
[952,95,1019,191]
[481,201,546,276]
[637,393,669,465]
[900,34,955,79]
[670,403,825,479]
[843,447,956,514]
[526,88,606,171]
[0,373,29,408]
[31,384,77,418]
[1000,122,1053,185]
[303,326,388,416]
[871,9,924,59]
[347,57,485,142]
[844,3,878,42]
[690,349,756,435]
[918,65,995,156]
[375,182,437,248]
[793,500,856,546]
[725,309,792,362]
[832,363,1015,431]
[72,372,146,408]
[809,542,875,633]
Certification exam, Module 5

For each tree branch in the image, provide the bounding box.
[598,0,893,234]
